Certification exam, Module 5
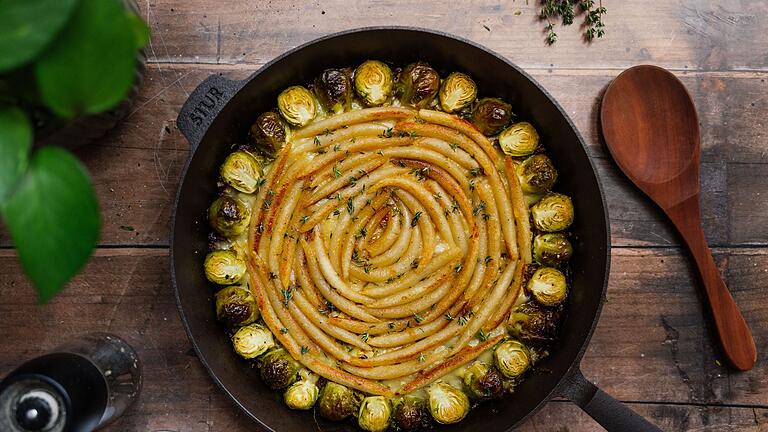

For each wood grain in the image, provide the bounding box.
[1,68,765,248]
[528,401,768,431]
[136,1,768,71]
[0,1,766,429]
[0,248,765,430]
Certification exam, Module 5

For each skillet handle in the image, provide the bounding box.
[560,368,662,431]
[176,73,241,150]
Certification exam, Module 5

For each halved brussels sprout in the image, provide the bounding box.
[516,154,558,194]
[531,193,574,232]
[220,151,262,194]
[354,60,394,106]
[358,396,392,432]
[528,267,568,307]
[315,68,352,114]
[259,348,300,390]
[204,250,246,285]
[284,379,319,410]
[317,382,361,421]
[462,361,504,400]
[499,121,540,157]
[392,395,430,431]
[278,85,317,127]
[215,285,258,327]
[208,195,251,237]
[533,233,573,267]
[508,302,561,345]
[439,72,477,113]
[493,340,531,379]
[250,111,289,154]
[470,98,513,136]
[426,382,470,425]
[397,62,440,108]
[231,323,274,359]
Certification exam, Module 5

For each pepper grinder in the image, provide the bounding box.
[0,333,141,432]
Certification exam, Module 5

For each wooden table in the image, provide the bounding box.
[1,1,767,430]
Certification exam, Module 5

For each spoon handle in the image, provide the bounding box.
[666,196,757,371]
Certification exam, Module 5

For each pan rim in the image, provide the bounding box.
[170,25,611,432]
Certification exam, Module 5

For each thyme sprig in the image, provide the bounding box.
[540,0,606,45]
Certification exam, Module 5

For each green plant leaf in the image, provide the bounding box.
[35,0,137,118]
[0,107,32,201]
[1,147,100,303]
[0,0,78,72]
[126,11,150,50]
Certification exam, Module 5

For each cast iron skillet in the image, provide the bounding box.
[172,27,659,431]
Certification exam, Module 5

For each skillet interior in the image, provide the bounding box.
[172,28,609,432]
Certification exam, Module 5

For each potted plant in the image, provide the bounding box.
[0,0,149,302]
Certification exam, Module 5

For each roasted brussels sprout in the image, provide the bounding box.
[358,396,392,432]
[470,98,513,136]
[231,323,275,359]
[533,233,573,267]
[493,340,531,379]
[220,151,262,194]
[250,111,289,154]
[397,62,440,108]
[528,267,568,307]
[439,72,477,113]
[508,302,561,345]
[215,285,258,327]
[499,121,540,157]
[277,85,317,127]
[516,154,558,194]
[393,395,430,431]
[531,193,574,232]
[204,250,246,285]
[208,231,233,252]
[462,361,504,400]
[315,68,352,114]
[208,195,251,237]
[260,348,300,390]
[354,60,394,106]
[317,382,361,421]
[284,379,319,410]
[426,382,470,425]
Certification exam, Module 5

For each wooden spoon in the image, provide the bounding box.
[600,65,757,371]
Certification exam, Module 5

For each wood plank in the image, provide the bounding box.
[0,247,765,418]
[136,0,768,71]
[581,248,768,406]
[729,163,768,246]
[1,68,764,248]
[522,401,768,431]
[113,400,768,431]
[0,249,765,429]
[533,70,768,164]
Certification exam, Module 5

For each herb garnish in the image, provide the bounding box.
[347,197,355,215]
[411,211,422,227]
[540,0,606,45]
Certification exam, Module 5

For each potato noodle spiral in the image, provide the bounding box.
[246,107,532,396]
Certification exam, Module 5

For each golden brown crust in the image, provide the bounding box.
[242,107,531,395]
[505,156,533,265]
[399,334,505,394]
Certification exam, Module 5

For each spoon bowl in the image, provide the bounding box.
[602,66,700,198]
[601,65,756,371]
